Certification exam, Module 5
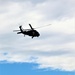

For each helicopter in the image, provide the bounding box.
[13,23,51,38]
[13,24,40,38]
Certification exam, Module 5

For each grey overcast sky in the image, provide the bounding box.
[0,0,75,71]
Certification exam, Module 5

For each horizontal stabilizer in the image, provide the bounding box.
[17,32,22,34]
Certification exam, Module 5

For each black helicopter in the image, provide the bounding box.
[14,24,40,38]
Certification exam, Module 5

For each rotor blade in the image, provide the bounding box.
[13,29,31,32]
[23,29,31,31]
[13,30,20,32]
[29,24,34,30]
[35,24,52,29]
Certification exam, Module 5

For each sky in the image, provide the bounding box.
[0,0,75,75]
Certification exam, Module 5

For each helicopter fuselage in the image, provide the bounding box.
[22,29,40,37]
[17,25,40,38]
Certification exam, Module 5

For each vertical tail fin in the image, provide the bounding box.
[19,26,23,32]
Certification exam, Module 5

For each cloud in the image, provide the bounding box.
[0,0,46,4]
[34,0,75,21]
[0,0,75,71]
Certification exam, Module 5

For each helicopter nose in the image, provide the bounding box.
[38,34,40,36]
[37,33,40,37]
